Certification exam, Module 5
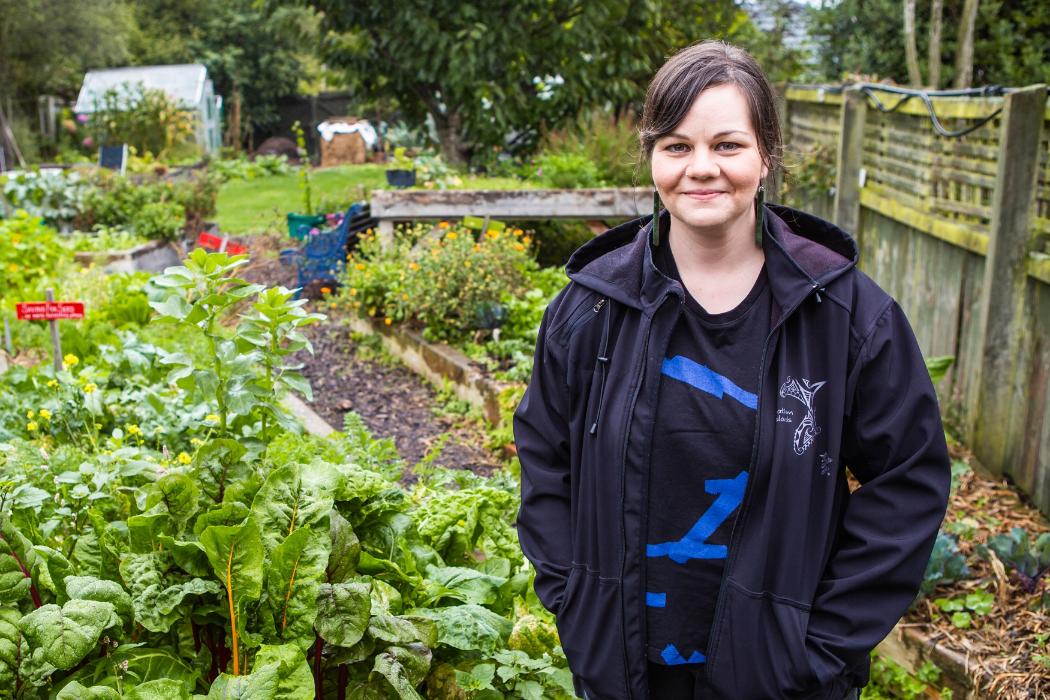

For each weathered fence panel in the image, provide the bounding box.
[783,84,1050,514]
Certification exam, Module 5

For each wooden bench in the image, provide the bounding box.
[370,187,654,246]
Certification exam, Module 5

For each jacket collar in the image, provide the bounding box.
[566,203,858,318]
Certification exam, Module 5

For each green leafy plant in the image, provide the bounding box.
[934,589,994,629]
[866,653,952,700]
[925,355,955,385]
[979,527,1050,592]
[918,532,971,600]
[291,121,313,215]
[149,249,324,438]
[1,170,88,224]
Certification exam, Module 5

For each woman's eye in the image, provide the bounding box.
[715,142,741,152]
[666,143,689,153]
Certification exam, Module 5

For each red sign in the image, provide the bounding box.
[16,302,85,321]
[197,231,247,256]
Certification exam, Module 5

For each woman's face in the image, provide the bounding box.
[650,83,767,241]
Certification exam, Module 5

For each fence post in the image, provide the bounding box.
[833,87,867,239]
[972,84,1047,475]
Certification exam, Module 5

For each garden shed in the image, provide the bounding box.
[74,64,223,153]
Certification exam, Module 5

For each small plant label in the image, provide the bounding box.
[197,231,247,255]
[15,301,85,320]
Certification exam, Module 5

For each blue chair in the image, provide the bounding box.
[281,203,371,297]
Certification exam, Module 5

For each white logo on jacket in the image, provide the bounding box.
[778,376,826,455]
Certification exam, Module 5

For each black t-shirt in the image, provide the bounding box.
[645,241,771,669]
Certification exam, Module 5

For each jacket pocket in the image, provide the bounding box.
[707,580,847,700]
[555,568,627,699]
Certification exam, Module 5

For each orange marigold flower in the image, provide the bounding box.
[320,287,332,295]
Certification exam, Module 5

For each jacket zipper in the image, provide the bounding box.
[563,294,605,341]
[704,290,817,684]
[619,296,678,700]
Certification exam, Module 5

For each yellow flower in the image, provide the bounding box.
[349,288,357,296]
[126,424,142,436]
[409,262,419,271]
[177,452,192,465]
[82,383,97,394]
[320,286,332,295]
[401,294,409,301]
[368,307,376,316]
[191,438,204,446]
[438,221,450,229]
[384,317,393,325]
[38,409,51,420]
[355,263,366,271]
[513,228,524,236]
[47,379,59,388]
[204,414,220,423]
[26,410,35,419]
[63,354,79,367]
[514,243,525,252]
[445,232,458,240]
[485,230,499,240]
[522,236,533,246]
[26,421,38,432]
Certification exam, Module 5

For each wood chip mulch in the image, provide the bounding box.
[902,443,1049,699]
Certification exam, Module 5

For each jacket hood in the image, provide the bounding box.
[565,203,859,318]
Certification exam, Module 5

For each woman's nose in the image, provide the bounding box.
[685,147,719,179]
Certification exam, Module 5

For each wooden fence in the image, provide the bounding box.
[780,84,1050,515]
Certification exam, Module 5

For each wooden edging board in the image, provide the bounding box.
[345,315,506,426]
[874,624,986,698]
[73,240,182,273]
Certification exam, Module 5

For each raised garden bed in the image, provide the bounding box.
[346,313,507,427]
[73,239,181,273]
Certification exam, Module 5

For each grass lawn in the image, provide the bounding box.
[215,164,537,235]
[215,164,388,235]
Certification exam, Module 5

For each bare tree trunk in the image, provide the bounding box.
[224,87,242,152]
[928,0,944,88]
[433,109,470,166]
[953,0,980,88]
[903,0,923,86]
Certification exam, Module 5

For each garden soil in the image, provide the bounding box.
[241,234,499,477]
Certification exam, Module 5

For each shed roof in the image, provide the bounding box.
[75,64,209,113]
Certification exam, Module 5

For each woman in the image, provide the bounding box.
[514,41,950,700]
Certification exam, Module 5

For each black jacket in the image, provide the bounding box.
[514,204,950,699]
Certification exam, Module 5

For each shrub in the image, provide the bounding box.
[343,223,536,343]
[77,169,218,239]
[534,151,602,189]
[404,224,534,342]
[85,82,196,160]
[540,109,644,187]
[0,210,69,301]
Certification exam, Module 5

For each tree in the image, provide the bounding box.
[810,0,1048,87]
[953,0,980,88]
[903,0,923,85]
[311,0,784,165]
[927,0,944,88]
[129,0,319,148]
[0,0,133,101]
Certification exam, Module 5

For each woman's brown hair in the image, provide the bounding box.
[639,40,782,176]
